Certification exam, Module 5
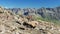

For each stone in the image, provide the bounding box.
[23,21,38,28]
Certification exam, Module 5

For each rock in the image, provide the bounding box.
[23,21,38,28]
[0,6,4,13]
[0,24,5,34]
[28,21,38,27]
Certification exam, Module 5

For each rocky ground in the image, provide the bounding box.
[0,7,60,34]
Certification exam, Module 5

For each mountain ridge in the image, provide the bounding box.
[4,6,60,23]
[0,6,60,34]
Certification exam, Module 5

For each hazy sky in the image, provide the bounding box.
[0,0,60,8]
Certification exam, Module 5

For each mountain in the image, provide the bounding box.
[6,7,60,23]
[0,6,60,34]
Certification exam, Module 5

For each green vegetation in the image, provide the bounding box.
[35,16,60,25]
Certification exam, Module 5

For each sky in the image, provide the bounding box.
[0,0,60,8]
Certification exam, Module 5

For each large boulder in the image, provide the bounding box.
[28,21,38,27]
[23,21,38,28]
